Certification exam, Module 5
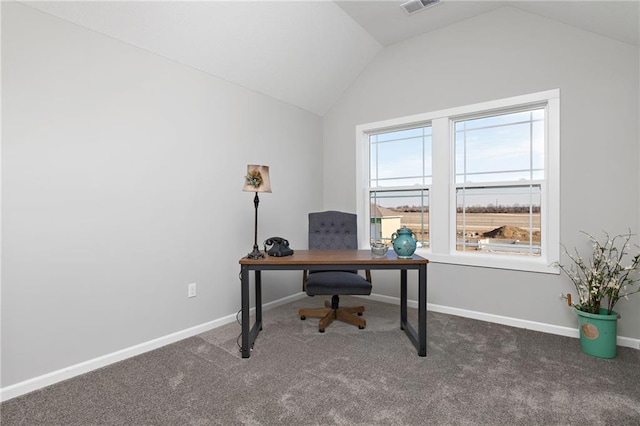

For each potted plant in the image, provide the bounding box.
[555,231,640,358]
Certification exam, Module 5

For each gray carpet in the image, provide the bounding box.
[2,297,640,425]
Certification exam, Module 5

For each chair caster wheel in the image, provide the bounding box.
[358,325,365,330]
[300,316,306,320]
[319,328,325,333]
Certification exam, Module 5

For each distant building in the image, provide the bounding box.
[370,204,402,243]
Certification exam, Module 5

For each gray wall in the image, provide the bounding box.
[3,2,639,393]
[1,2,322,387]
[323,7,640,339]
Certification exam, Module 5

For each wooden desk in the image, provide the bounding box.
[239,250,429,358]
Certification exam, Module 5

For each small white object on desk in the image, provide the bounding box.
[371,242,389,258]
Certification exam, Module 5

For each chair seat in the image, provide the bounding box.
[306,271,372,296]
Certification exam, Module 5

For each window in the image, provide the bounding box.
[454,109,544,257]
[369,126,431,248]
[356,90,560,273]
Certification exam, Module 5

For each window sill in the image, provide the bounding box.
[417,249,559,275]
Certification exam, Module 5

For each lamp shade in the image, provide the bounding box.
[242,164,272,193]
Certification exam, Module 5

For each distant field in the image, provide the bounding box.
[399,212,541,239]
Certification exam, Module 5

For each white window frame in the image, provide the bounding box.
[356,89,560,274]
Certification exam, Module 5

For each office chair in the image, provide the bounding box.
[298,211,373,332]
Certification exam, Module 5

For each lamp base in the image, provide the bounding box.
[247,245,264,259]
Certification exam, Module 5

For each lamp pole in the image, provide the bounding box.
[248,192,264,259]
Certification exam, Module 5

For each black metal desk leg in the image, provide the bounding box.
[418,264,427,356]
[255,270,262,330]
[400,269,407,330]
[240,266,250,358]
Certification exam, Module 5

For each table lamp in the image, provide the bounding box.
[243,164,271,259]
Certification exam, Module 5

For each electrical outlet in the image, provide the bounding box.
[188,283,197,298]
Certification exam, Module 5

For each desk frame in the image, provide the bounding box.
[239,250,428,358]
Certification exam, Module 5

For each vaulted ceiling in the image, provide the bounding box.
[21,1,640,116]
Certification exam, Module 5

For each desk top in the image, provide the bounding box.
[239,249,428,265]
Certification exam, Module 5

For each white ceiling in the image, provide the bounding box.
[21,1,640,116]
[337,1,640,48]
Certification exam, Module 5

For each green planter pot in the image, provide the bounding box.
[575,308,618,359]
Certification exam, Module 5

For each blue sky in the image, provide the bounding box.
[370,108,544,208]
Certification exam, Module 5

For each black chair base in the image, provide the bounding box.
[299,295,366,332]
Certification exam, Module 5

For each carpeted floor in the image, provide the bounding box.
[2,296,639,425]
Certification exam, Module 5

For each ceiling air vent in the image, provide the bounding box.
[401,0,441,16]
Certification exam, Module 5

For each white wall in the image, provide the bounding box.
[323,7,640,340]
[1,2,322,388]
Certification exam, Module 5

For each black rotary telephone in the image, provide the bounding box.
[264,237,294,257]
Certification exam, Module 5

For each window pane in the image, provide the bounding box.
[370,139,377,183]
[456,170,534,184]
[376,127,425,142]
[375,176,432,187]
[370,126,432,188]
[460,123,532,173]
[370,189,429,248]
[377,137,423,179]
[455,108,545,184]
[532,120,544,171]
[456,186,541,256]
[458,110,540,130]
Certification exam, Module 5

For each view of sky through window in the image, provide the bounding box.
[370,126,432,188]
[455,109,544,186]
[369,107,545,256]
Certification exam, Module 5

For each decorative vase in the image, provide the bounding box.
[575,308,618,359]
[391,226,417,259]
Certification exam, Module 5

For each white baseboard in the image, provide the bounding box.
[0,292,307,402]
[2,291,637,402]
[364,293,640,350]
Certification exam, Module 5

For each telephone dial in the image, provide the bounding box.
[264,237,294,257]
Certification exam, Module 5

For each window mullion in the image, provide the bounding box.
[430,117,450,255]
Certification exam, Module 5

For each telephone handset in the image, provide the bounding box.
[264,237,294,257]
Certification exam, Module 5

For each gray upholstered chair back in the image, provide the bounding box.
[308,211,358,250]
[302,211,371,330]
